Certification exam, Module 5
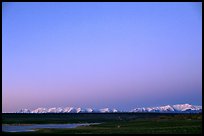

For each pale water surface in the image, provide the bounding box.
[2,123,99,132]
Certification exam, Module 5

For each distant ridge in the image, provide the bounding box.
[130,104,202,113]
[16,104,202,113]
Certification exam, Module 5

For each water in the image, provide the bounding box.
[2,123,99,132]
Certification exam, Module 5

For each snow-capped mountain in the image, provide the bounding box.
[17,104,202,113]
[172,104,201,112]
[131,104,202,113]
[47,107,64,113]
[98,108,111,113]
[63,107,75,113]
[31,108,48,113]
[85,108,94,113]
[112,108,118,113]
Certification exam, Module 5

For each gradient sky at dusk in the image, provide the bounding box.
[2,2,202,112]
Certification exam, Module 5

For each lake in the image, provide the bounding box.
[2,123,100,132]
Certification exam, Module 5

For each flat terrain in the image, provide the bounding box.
[2,113,202,134]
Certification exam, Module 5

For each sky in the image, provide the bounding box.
[2,2,202,112]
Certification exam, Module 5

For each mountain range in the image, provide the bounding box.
[17,104,202,113]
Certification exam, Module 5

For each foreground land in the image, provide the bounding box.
[2,113,202,134]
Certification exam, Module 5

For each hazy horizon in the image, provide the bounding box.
[2,2,202,113]
[3,103,203,113]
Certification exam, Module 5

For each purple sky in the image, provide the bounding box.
[2,2,202,112]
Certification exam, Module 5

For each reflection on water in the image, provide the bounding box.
[2,123,100,132]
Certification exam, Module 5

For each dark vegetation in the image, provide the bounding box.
[2,113,202,134]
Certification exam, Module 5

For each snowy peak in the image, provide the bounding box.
[112,108,118,113]
[172,104,200,111]
[47,107,64,113]
[98,108,110,113]
[31,108,48,113]
[85,108,93,113]
[63,107,74,113]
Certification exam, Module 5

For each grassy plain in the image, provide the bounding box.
[2,113,202,134]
